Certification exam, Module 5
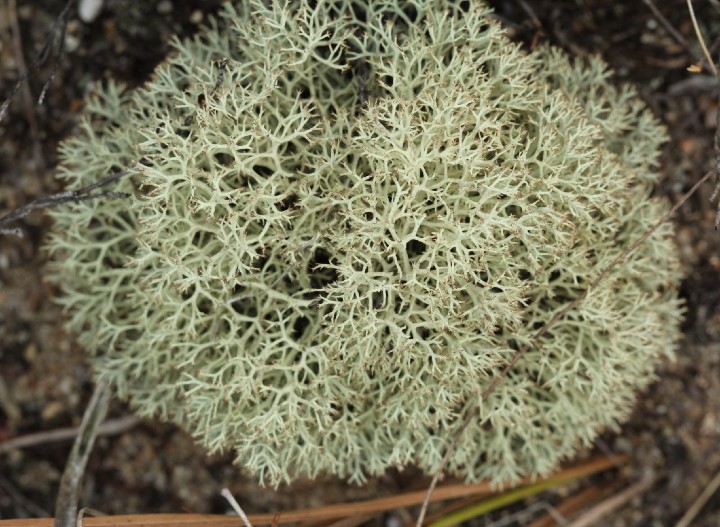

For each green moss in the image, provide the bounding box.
[47,0,682,486]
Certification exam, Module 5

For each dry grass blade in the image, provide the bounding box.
[221,489,253,527]
[686,0,718,76]
[308,513,377,527]
[420,494,492,526]
[428,459,625,527]
[527,485,613,527]
[683,0,720,226]
[674,468,720,527]
[428,477,575,527]
[565,474,657,527]
[0,456,623,527]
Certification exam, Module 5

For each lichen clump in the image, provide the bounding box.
[48,0,682,485]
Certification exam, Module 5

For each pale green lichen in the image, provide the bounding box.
[47,0,683,486]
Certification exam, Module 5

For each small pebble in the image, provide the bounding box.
[78,0,104,23]
[64,32,80,53]
[385,514,402,527]
[190,9,204,24]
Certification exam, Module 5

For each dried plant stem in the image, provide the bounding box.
[0,169,133,237]
[0,415,140,453]
[54,381,110,527]
[642,0,694,58]
[0,0,73,124]
[566,475,657,527]
[0,456,621,527]
[686,0,717,76]
[674,468,720,527]
[7,0,45,173]
[527,485,607,527]
[415,168,715,527]
[319,513,377,527]
[428,476,577,527]
[221,489,254,527]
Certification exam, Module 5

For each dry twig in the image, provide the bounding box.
[642,0,706,68]
[682,0,720,226]
[0,456,622,527]
[0,0,74,124]
[0,169,133,237]
[7,0,45,173]
[0,415,141,453]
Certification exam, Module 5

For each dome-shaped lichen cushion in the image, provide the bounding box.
[47,0,682,485]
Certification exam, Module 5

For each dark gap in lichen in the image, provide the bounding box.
[278,193,299,212]
[213,152,233,167]
[291,315,310,340]
[307,247,340,289]
[405,238,427,259]
[253,164,274,178]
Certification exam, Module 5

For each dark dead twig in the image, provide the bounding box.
[0,0,74,124]
[7,0,45,173]
[0,169,133,237]
[642,0,698,61]
[415,168,715,527]
[37,0,71,108]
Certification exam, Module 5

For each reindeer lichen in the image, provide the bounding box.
[47,0,683,486]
